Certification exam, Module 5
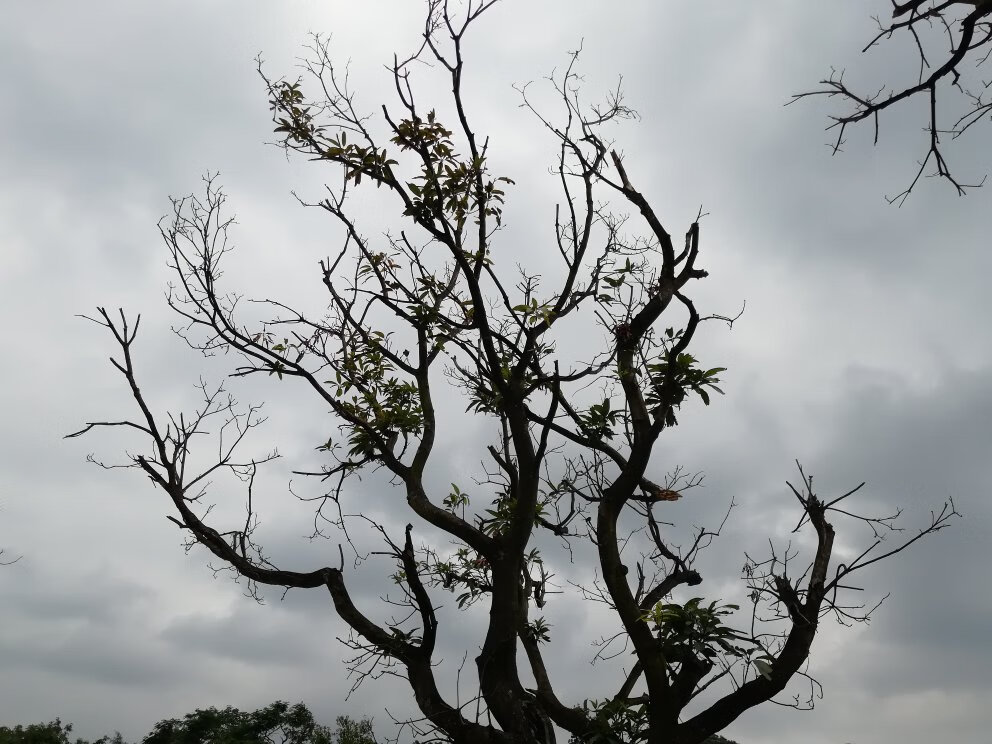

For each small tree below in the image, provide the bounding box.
[0,705,372,744]
[142,701,333,744]
[0,720,124,744]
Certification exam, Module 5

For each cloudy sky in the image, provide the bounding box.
[1,2,990,743]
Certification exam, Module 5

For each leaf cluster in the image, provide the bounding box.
[570,698,649,744]
[271,81,397,188]
[329,336,423,458]
[645,350,725,427]
[643,598,746,664]
[578,398,622,441]
[392,110,514,229]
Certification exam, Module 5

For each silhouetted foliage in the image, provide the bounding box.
[0,720,124,744]
[0,705,372,744]
[143,701,329,744]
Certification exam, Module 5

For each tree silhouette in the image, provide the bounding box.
[72,2,959,742]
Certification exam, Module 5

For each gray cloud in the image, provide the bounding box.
[2,2,990,743]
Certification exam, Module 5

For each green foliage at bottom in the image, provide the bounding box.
[0,720,124,744]
[0,705,373,744]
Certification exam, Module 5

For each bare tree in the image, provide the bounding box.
[70,3,959,743]
[796,0,992,203]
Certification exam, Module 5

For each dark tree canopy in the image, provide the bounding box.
[71,2,958,743]
[142,702,335,744]
[798,0,992,203]
[0,720,124,744]
[0,705,372,744]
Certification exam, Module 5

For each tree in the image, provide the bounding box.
[0,720,77,744]
[0,706,371,744]
[796,0,992,203]
[69,2,958,743]
[0,720,124,744]
[330,717,376,744]
[141,702,371,744]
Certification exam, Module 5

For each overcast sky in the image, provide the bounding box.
[1,2,990,743]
